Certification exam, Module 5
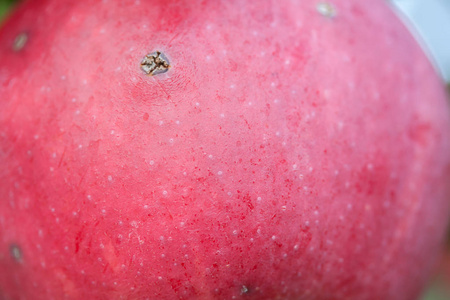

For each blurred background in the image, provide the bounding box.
[1,0,449,299]
[390,0,450,87]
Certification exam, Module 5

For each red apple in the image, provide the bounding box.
[0,0,449,299]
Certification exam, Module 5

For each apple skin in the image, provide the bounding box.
[0,0,449,299]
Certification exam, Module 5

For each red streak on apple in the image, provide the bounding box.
[0,0,449,299]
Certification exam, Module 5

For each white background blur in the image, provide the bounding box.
[391,0,450,82]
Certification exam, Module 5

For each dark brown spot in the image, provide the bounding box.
[140,51,170,75]
[13,32,28,52]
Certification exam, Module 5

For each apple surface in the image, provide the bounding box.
[0,0,449,299]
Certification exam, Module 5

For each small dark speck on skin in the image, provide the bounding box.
[10,244,23,263]
[13,32,28,52]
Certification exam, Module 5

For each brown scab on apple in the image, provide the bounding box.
[140,51,170,75]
